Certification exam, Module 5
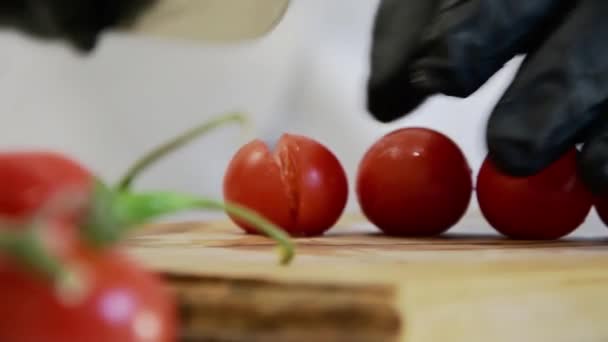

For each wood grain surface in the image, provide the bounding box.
[124,214,608,342]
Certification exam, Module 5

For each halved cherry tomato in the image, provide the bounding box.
[356,127,473,236]
[0,246,176,342]
[223,133,348,237]
[476,148,592,239]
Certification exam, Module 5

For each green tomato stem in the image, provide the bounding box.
[222,201,295,265]
[117,112,249,191]
[0,227,67,282]
[113,191,294,265]
[81,179,122,249]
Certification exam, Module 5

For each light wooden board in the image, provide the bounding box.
[124,214,608,342]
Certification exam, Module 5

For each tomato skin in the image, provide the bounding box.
[0,151,92,220]
[223,140,294,233]
[223,133,348,237]
[0,152,92,252]
[0,247,176,342]
[476,148,592,239]
[356,127,473,236]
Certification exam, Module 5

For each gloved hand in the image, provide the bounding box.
[366,0,608,195]
[0,0,156,52]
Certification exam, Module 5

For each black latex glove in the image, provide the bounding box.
[367,0,608,195]
[0,0,156,52]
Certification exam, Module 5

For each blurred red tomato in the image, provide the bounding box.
[223,133,348,237]
[476,148,592,239]
[0,151,92,251]
[0,151,92,220]
[0,247,176,342]
[356,127,473,236]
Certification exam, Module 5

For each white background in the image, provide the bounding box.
[0,0,603,236]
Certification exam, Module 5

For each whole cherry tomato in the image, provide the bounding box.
[476,148,592,239]
[356,127,473,236]
[223,133,348,237]
[0,247,177,342]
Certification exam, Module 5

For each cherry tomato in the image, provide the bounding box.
[223,133,348,237]
[476,148,592,239]
[0,247,176,342]
[356,127,473,236]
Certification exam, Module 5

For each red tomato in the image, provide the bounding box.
[0,151,92,220]
[223,133,348,237]
[0,151,92,251]
[0,151,93,248]
[0,247,176,342]
[356,127,473,236]
[476,148,592,239]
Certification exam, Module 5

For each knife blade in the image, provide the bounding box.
[118,0,291,42]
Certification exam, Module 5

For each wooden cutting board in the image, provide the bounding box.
[124,214,608,342]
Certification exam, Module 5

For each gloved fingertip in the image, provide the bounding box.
[486,137,547,177]
[366,79,429,123]
[68,31,99,53]
[485,115,563,177]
